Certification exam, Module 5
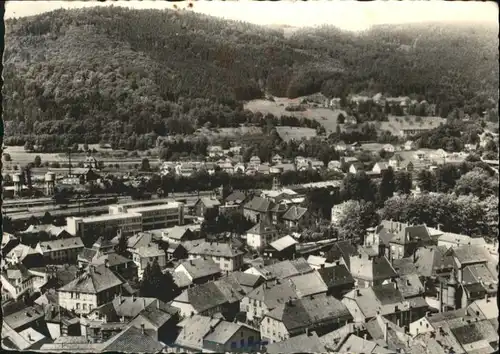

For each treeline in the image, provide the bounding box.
[3,7,498,148]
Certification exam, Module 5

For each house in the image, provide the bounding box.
[466,296,498,320]
[221,191,248,214]
[263,235,298,261]
[260,294,352,343]
[78,238,135,279]
[349,253,398,288]
[127,301,180,343]
[38,237,84,264]
[171,277,245,319]
[282,206,312,230]
[194,197,221,218]
[173,258,222,289]
[248,156,261,168]
[342,283,429,327]
[166,242,188,261]
[57,265,124,314]
[334,141,348,152]
[188,241,244,272]
[388,154,404,170]
[287,271,329,298]
[317,264,355,298]
[324,241,359,269]
[173,315,222,353]
[233,162,245,174]
[161,225,199,243]
[243,196,274,223]
[437,233,486,249]
[1,263,49,301]
[307,255,335,270]
[129,243,166,280]
[5,244,44,268]
[383,144,395,153]
[404,140,416,151]
[241,281,298,323]
[271,154,283,165]
[414,150,427,160]
[202,321,261,353]
[372,162,389,175]
[365,315,414,353]
[327,160,342,171]
[258,163,271,175]
[246,220,280,250]
[244,258,313,282]
[232,272,265,295]
[269,203,288,225]
[100,324,167,353]
[1,232,20,256]
[207,145,224,158]
[348,162,365,174]
[413,245,455,278]
[266,331,326,354]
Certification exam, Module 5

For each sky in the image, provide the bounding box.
[4,0,499,32]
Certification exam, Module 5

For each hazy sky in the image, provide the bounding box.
[5,0,499,32]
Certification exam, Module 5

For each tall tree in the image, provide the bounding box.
[377,167,395,203]
[394,171,412,194]
[416,169,435,192]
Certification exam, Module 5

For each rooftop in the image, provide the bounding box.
[189,241,243,258]
[175,315,222,351]
[176,258,221,280]
[58,265,123,294]
[38,237,84,252]
[269,235,298,252]
[266,332,326,354]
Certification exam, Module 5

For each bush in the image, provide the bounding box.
[3,153,12,162]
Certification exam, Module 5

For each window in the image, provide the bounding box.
[83,304,87,310]
[231,342,237,349]
[240,339,245,347]
[76,303,80,310]
[267,318,270,323]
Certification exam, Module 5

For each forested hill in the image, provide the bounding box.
[2,6,498,148]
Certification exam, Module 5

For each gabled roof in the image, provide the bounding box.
[246,219,277,235]
[225,191,247,204]
[350,255,398,282]
[3,305,45,330]
[282,206,308,221]
[288,271,328,298]
[365,315,412,352]
[196,197,221,208]
[414,246,455,277]
[317,264,355,288]
[175,315,222,351]
[101,325,165,353]
[176,258,221,280]
[204,321,257,345]
[452,245,493,266]
[266,332,326,354]
[189,241,243,258]
[246,281,298,310]
[58,265,123,294]
[252,258,313,280]
[126,232,154,249]
[395,274,425,298]
[267,294,351,332]
[269,235,298,251]
[243,196,274,212]
[174,278,239,314]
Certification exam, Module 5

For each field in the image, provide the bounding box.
[194,126,264,140]
[244,97,347,133]
[2,146,160,175]
[275,126,318,142]
[370,116,448,136]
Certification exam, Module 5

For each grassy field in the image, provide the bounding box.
[370,116,447,136]
[244,97,347,133]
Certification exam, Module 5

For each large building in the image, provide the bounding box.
[127,202,184,230]
[66,213,143,239]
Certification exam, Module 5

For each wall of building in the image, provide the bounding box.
[58,291,98,314]
[260,317,289,343]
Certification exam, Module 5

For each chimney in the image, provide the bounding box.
[104,314,108,323]
[132,295,136,302]
[141,324,145,335]
[305,327,309,336]
[384,322,388,343]
[406,279,411,286]
[363,333,367,340]
[28,333,32,342]
[485,294,489,302]
[105,259,110,268]
[356,289,361,297]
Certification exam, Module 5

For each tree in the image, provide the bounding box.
[140,158,150,171]
[341,172,376,202]
[3,153,11,162]
[41,211,53,225]
[24,140,34,152]
[454,168,498,199]
[34,155,42,167]
[434,164,460,193]
[377,167,395,203]
[338,113,345,124]
[116,231,129,256]
[394,171,412,194]
[140,259,179,302]
[335,200,379,243]
[416,170,435,192]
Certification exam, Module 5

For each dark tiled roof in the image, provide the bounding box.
[39,237,84,252]
[189,241,243,258]
[246,219,277,235]
[3,305,45,330]
[244,196,274,212]
[395,274,425,298]
[372,284,405,306]
[266,332,326,354]
[58,265,123,294]
[177,258,221,280]
[317,264,355,288]
[225,191,247,204]
[247,282,298,310]
[101,325,165,353]
[175,315,222,351]
[282,206,308,221]
[184,282,230,313]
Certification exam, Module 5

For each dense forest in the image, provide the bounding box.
[2,7,498,149]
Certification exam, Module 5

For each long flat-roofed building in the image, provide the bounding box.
[66,213,143,239]
[127,202,184,230]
